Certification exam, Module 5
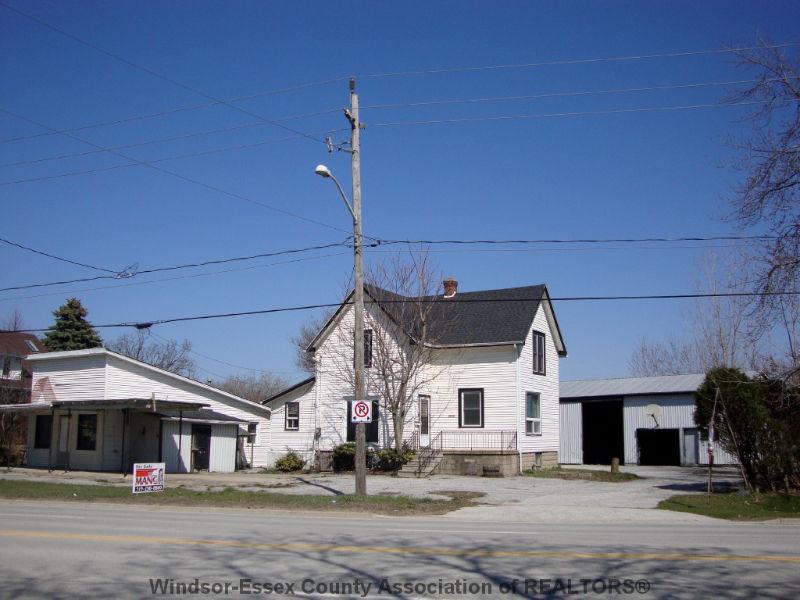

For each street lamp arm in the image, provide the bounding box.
[328,173,356,221]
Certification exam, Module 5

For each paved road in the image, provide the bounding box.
[0,501,798,599]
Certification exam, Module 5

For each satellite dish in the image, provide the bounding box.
[645,403,662,428]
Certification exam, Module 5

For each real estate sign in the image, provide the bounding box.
[132,462,165,494]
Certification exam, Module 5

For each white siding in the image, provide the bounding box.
[266,382,316,467]
[209,424,238,472]
[104,356,271,468]
[517,304,560,454]
[310,297,564,456]
[161,420,191,473]
[623,395,737,465]
[559,401,582,463]
[30,355,106,403]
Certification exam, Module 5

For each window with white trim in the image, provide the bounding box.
[532,331,546,375]
[526,392,541,435]
[247,422,258,443]
[459,388,484,428]
[285,402,299,431]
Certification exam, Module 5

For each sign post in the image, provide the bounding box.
[351,399,372,424]
[132,462,165,494]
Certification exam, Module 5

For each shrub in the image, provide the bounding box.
[331,443,377,472]
[375,447,415,471]
[274,451,306,472]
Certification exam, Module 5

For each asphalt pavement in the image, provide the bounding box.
[0,501,798,599]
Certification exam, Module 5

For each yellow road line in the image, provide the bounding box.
[1,529,798,564]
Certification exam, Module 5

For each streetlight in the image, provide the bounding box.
[315,163,367,496]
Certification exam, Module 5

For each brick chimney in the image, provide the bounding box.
[443,277,458,298]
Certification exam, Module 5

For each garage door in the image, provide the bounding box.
[636,428,680,466]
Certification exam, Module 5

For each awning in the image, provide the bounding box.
[159,409,248,424]
[0,398,208,413]
[0,402,54,414]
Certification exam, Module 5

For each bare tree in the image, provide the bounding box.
[292,309,334,375]
[106,330,197,378]
[726,40,800,363]
[0,309,25,332]
[629,254,761,376]
[326,252,454,453]
[214,372,289,404]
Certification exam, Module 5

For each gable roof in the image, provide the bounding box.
[263,376,315,405]
[307,284,567,354]
[0,332,45,357]
[560,373,708,399]
[26,347,270,415]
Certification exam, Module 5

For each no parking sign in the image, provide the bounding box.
[351,399,372,423]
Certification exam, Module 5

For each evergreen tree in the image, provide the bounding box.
[43,298,103,351]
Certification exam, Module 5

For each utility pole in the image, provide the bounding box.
[348,77,367,496]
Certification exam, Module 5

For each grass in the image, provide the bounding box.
[658,492,800,520]
[523,467,639,482]
[0,479,482,515]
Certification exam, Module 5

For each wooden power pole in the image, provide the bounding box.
[348,77,367,496]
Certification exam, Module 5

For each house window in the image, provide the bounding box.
[347,400,379,443]
[360,329,373,369]
[459,388,484,428]
[76,414,97,451]
[285,402,299,431]
[1,356,10,378]
[247,422,258,443]
[526,392,541,435]
[34,414,52,449]
[25,340,38,352]
[532,331,546,375]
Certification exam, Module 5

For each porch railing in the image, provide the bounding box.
[424,430,517,452]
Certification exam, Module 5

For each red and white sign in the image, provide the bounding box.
[351,399,372,423]
[132,462,165,494]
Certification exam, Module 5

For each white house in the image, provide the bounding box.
[265,279,567,476]
[0,348,271,473]
[559,374,737,466]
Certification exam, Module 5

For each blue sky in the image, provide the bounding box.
[1,1,798,383]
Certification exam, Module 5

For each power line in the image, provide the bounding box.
[149,331,278,375]
[0,241,350,293]
[0,2,330,146]
[368,100,777,128]
[1,234,772,294]
[376,234,776,245]
[0,107,351,235]
[0,95,343,147]
[360,42,800,80]
[360,78,775,111]
[11,290,800,334]
[0,236,116,273]
[0,131,309,186]
[0,110,343,168]
[0,251,350,303]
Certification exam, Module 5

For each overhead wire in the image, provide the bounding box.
[0,107,352,236]
[368,100,779,128]
[359,78,778,111]
[0,251,351,303]
[11,290,800,333]
[359,42,800,79]
[0,109,343,169]
[0,241,351,293]
[0,2,331,145]
[0,236,116,273]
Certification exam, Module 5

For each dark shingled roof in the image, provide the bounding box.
[365,283,553,347]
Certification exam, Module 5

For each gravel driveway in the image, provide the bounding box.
[1,464,742,524]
